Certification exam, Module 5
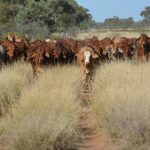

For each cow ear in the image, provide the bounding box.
[45,52,50,57]
[92,53,99,59]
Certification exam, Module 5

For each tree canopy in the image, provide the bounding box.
[0,0,92,38]
[0,1,150,39]
[140,6,150,25]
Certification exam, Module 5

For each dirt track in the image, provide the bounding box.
[77,80,112,150]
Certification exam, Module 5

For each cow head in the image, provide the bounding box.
[138,34,149,50]
[84,50,99,63]
[53,42,64,60]
[84,50,99,74]
[6,47,14,59]
[6,34,15,42]
[136,34,150,60]
[105,45,116,60]
[76,46,99,76]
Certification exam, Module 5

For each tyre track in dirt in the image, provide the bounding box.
[77,79,112,150]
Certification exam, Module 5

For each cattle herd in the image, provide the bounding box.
[0,33,150,79]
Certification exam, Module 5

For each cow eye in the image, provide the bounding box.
[81,59,84,62]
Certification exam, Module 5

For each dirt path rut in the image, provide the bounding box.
[77,80,111,150]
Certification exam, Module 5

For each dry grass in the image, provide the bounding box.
[0,63,33,116]
[2,60,150,150]
[0,65,81,150]
[76,29,150,39]
[92,61,150,150]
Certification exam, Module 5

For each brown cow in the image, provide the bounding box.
[136,34,150,61]
[84,37,113,62]
[54,39,75,64]
[0,41,7,66]
[6,34,15,42]
[28,44,47,75]
[27,40,56,75]
[5,34,30,62]
[84,36,100,54]
[1,40,16,62]
[6,34,22,42]
[98,37,113,62]
[112,37,136,60]
[76,45,99,81]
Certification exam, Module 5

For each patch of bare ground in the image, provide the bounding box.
[77,80,113,150]
[0,145,8,150]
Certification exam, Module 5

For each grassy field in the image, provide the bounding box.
[76,29,150,39]
[92,61,150,150]
[0,63,33,116]
[0,61,150,150]
[0,64,82,150]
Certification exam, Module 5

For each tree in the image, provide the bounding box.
[140,6,150,25]
[15,0,92,34]
[15,0,55,31]
[119,17,134,29]
[0,0,92,38]
[100,16,135,29]
[0,2,19,25]
[0,0,26,4]
[104,16,120,29]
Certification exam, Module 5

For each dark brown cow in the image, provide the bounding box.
[4,34,30,62]
[127,37,137,59]
[28,38,100,75]
[0,41,7,66]
[98,37,113,62]
[54,39,75,64]
[136,34,150,61]
[84,36,100,53]
[84,37,113,62]
[27,40,55,75]
[1,40,16,62]
[112,37,137,60]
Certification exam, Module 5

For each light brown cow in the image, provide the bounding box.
[76,45,99,81]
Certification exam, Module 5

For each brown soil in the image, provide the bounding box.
[77,80,113,150]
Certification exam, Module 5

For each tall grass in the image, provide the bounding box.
[76,29,150,39]
[0,63,33,116]
[0,65,81,150]
[93,61,150,150]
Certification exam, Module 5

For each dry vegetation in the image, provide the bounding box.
[0,65,82,150]
[92,61,150,150]
[0,63,33,116]
[0,60,150,150]
[76,29,150,39]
